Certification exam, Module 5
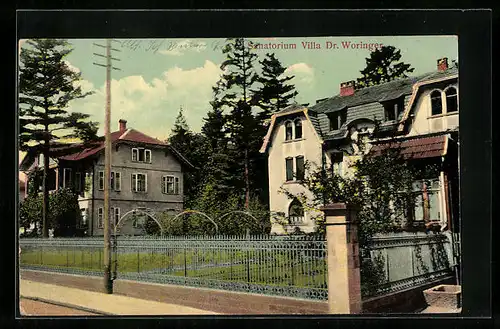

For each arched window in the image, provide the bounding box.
[430,90,443,116]
[445,87,458,113]
[285,121,293,141]
[294,119,302,139]
[288,198,304,224]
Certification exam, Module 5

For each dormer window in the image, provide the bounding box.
[328,109,347,131]
[445,87,458,113]
[285,121,293,141]
[384,98,405,122]
[430,90,443,116]
[294,119,302,139]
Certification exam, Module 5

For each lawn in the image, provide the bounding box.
[20,246,327,289]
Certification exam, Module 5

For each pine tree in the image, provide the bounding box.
[253,52,299,121]
[167,107,208,207]
[356,45,415,89]
[19,39,99,238]
[217,38,266,209]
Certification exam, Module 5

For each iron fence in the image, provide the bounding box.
[20,235,328,301]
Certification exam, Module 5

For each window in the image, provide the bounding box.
[331,152,343,176]
[285,121,293,141]
[397,179,441,224]
[328,110,347,131]
[445,87,458,113]
[111,207,120,228]
[75,172,82,192]
[162,175,180,194]
[295,156,305,181]
[98,171,104,190]
[294,119,302,139]
[384,99,404,121]
[63,168,72,188]
[285,158,294,181]
[288,198,305,224]
[132,148,138,162]
[132,148,152,163]
[114,172,121,191]
[430,90,443,116]
[131,173,147,192]
[97,208,103,229]
[110,171,121,191]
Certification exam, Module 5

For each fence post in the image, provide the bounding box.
[321,203,362,314]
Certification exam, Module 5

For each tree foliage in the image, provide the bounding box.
[280,137,439,247]
[356,45,415,89]
[253,52,299,120]
[19,188,83,237]
[19,39,99,237]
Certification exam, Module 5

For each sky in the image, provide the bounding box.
[18,35,458,146]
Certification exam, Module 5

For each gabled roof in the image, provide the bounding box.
[59,128,165,161]
[20,128,195,170]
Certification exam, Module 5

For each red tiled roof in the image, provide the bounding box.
[59,129,166,161]
[370,135,448,160]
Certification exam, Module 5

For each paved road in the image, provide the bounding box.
[20,298,101,316]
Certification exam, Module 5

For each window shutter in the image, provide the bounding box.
[145,149,151,163]
[144,173,148,193]
[285,158,294,181]
[99,171,104,190]
[161,176,166,194]
[110,172,115,190]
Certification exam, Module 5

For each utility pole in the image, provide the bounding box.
[93,39,121,294]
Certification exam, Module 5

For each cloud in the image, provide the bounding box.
[69,60,221,140]
[285,63,315,97]
[158,40,208,56]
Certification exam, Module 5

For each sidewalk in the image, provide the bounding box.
[20,280,219,316]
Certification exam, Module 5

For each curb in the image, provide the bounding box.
[20,295,114,316]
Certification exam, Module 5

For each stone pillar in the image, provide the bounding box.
[321,203,362,314]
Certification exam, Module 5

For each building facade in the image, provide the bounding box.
[20,119,193,236]
[260,58,459,235]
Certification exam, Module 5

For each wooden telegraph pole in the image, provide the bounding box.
[93,39,121,294]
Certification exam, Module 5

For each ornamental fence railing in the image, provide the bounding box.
[19,231,456,301]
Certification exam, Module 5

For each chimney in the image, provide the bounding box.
[119,119,127,132]
[340,80,355,97]
[437,57,448,71]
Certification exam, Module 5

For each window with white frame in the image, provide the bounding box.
[285,121,293,141]
[110,171,121,191]
[162,175,180,194]
[132,148,152,163]
[131,173,147,192]
[445,87,458,113]
[63,168,72,188]
[294,119,302,139]
[97,207,103,228]
[111,207,120,228]
[295,156,305,181]
[430,90,443,116]
[98,171,104,190]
